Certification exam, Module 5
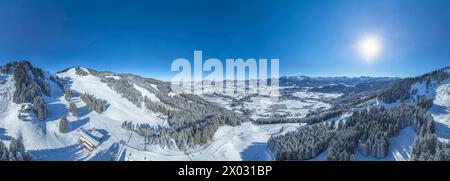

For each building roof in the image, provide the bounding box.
[78,128,100,147]
[89,129,104,140]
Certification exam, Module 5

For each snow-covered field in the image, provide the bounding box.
[244,96,331,119]
[293,91,342,100]
[123,122,301,161]
[203,90,336,120]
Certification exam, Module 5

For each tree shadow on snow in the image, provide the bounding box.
[240,142,272,161]
[46,102,69,121]
[33,120,47,135]
[435,122,450,140]
[77,103,110,117]
[430,104,449,116]
[104,102,111,112]
[69,117,89,132]
[0,128,12,141]
[29,144,87,161]
[88,142,120,161]
[78,105,92,117]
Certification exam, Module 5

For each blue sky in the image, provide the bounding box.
[0,0,449,80]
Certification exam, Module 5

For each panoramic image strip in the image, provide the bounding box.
[0,0,450,179]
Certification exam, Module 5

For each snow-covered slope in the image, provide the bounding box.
[0,67,80,160]
[0,62,294,161]
[123,122,301,161]
[360,69,450,161]
[1,61,449,161]
[0,63,172,160]
[398,68,450,142]
[57,67,167,126]
[429,78,450,141]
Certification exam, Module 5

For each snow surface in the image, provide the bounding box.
[356,126,416,161]
[0,74,80,160]
[243,96,331,120]
[293,91,342,99]
[406,76,450,142]
[123,122,301,161]
[308,126,416,161]
[0,68,172,160]
[57,68,167,126]
[105,75,120,80]
[133,83,160,103]
[203,90,333,120]
[150,84,158,91]
[429,78,450,141]
[1,67,305,161]
[1,66,448,161]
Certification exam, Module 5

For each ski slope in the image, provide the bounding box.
[429,78,450,141]
[0,66,306,161]
[122,122,301,161]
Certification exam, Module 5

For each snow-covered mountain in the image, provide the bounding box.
[0,61,246,160]
[268,67,450,161]
[0,61,449,161]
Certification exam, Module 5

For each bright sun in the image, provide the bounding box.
[359,35,382,62]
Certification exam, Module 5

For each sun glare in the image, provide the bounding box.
[359,35,382,62]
